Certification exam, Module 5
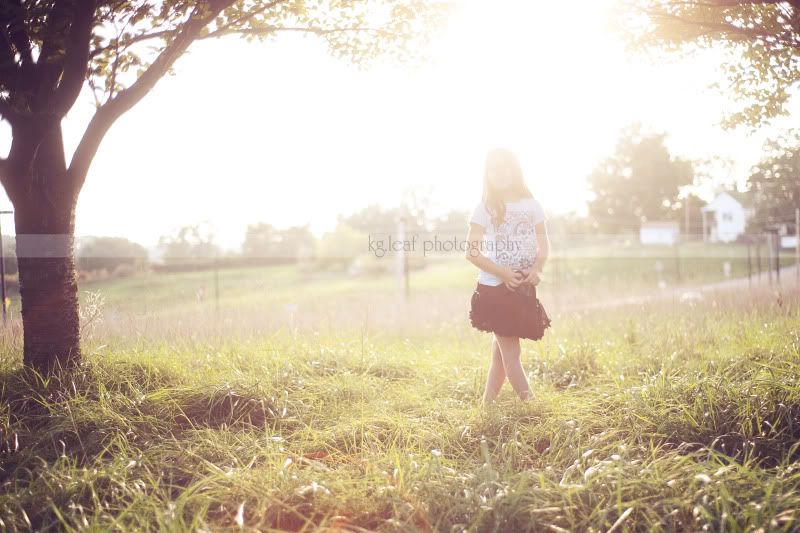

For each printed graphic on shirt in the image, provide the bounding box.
[469,198,545,285]
[493,208,537,270]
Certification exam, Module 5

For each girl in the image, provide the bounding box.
[464,147,551,405]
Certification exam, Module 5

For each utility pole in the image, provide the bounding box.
[396,212,409,301]
[765,228,781,285]
[685,194,690,240]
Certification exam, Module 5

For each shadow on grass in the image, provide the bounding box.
[0,361,291,472]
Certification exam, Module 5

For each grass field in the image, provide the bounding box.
[1,255,800,531]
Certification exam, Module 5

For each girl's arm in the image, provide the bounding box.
[523,222,549,286]
[531,221,550,273]
[464,223,523,288]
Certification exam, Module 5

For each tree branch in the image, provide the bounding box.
[0,96,22,126]
[707,1,787,5]
[203,24,391,39]
[88,0,293,56]
[0,114,60,202]
[28,0,74,114]
[38,0,72,67]
[3,0,33,65]
[659,1,789,6]
[89,28,177,59]
[0,18,15,70]
[641,4,798,47]
[103,14,137,104]
[67,0,237,191]
[47,0,97,116]
[0,2,22,90]
[207,0,288,37]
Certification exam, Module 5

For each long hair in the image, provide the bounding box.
[482,147,533,228]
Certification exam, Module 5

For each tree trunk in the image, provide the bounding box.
[10,120,82,373]
[0,0,228,372]
[14,194,81,372]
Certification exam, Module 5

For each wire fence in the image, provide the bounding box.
[0,216,797,325]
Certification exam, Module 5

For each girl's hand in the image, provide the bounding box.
[523,270,541,286]
[500,268,524,290]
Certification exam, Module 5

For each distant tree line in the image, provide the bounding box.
[587,123,693,234]
[237,201,470,274]
[4,123,795,280]
[580,122,798,239]
[0,235,149,291]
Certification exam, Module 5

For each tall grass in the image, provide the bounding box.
[0,282,799,530]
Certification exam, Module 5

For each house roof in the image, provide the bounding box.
[700,190,753,211]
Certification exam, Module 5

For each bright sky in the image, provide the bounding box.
[2,0,798,250]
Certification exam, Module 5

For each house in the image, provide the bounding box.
[771,221,799,249]
[640,221,680,245]
[782,235,799,249]
[700,191,753,243]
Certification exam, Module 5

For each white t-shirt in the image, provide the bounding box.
[469,197,546,286]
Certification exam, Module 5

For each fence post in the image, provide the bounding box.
[747,238,752,288]
[0,220,5,324]
[396,214,409,301]
[214,255,220,312]
[796,207,799,287]
[0,210,12,324]
[767,233,773,286]
[756,237,762,282]
[775,228,780,285]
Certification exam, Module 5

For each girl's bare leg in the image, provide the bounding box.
[482,337,506,404]
[495,334,532,400]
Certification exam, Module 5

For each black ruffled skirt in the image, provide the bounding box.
[469,282,552,340]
